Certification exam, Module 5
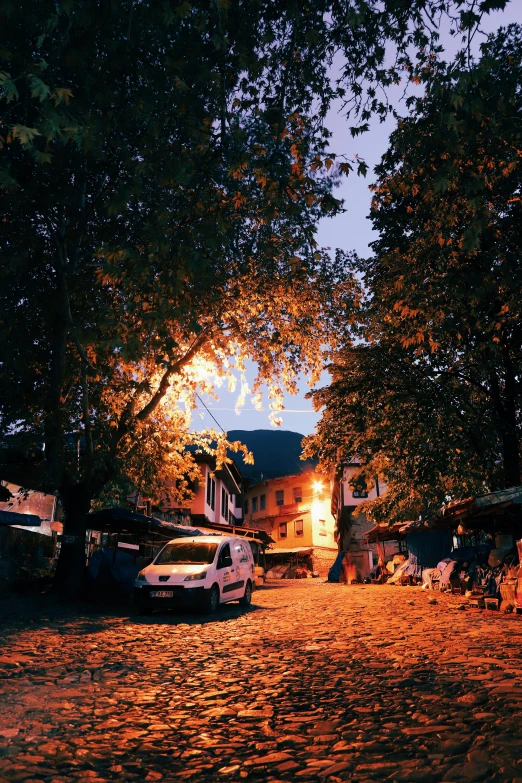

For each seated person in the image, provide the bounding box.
[449,560,476,595]
[421,566,441,590]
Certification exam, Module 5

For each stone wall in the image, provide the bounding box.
[311,546,338,578]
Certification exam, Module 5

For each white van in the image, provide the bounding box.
[134,536,255,615]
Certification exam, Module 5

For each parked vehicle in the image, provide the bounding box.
[134,536,254,615]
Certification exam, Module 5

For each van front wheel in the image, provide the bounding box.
[240,580,252,607]
[201,584,219,615]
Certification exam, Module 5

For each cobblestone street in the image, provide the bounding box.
[1,582,522,783]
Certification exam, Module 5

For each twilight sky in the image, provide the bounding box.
[194,1,521,438]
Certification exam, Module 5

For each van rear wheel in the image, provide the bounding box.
[200,584,219,615]
[239,580,252,607]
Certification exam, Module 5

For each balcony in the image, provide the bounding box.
[276,503,300,516]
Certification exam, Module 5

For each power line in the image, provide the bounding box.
[194,406,319,413]
[195,394,226,433]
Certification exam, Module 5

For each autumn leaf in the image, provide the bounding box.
[11,124,41,145]
[53,87,73,106]
[29,75,51,102]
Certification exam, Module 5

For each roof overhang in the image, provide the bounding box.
[266,546,313,555]
[87,508,202,537]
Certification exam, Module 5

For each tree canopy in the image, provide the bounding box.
[0,0,509,589]
[304,24,522,525]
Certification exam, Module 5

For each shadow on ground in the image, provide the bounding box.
[0,586,282,635]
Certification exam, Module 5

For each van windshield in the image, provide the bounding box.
[155,542,218,565]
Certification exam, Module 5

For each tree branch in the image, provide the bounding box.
[136,333,209,422]
[108,331,211,468]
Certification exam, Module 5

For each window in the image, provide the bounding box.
[319,519,327,536]
[221,488,229,519]
[252,496,258,512]
[279,522,287,539]
[293,487,302,503]
[244,498,249,514]
[260,494,266,510]
[275,489,284,506]
[217,543,231,569]
[206,475,216,510]
[352,489,368,499]
[156,541,218,565]
[235,542,250,563]
[295,519,304,536]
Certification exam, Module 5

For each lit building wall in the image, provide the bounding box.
[245,472,336,551]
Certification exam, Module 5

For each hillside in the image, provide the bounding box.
[228,430,317,483]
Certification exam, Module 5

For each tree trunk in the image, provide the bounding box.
[489,365,521,489]
[501,350,521,489]
[336,506,354,552]
[501,424,521,489]
[53,484,91,597]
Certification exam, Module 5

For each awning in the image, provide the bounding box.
[87,507,203,537]
[266,546,313,555]
[365,522,408,543]
[0,510,41,527]
[188,516,274,545]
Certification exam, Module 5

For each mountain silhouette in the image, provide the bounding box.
[227,430,317,483]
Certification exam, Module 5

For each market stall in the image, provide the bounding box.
[265,546,314,579]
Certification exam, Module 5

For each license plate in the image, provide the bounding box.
[150,590,174,598]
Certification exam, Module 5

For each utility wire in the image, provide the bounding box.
[195,393,226,434]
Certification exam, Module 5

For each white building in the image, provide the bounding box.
[135,455,243,528]
[330,459,387,572]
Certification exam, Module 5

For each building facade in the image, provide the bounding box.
[135,455,244,528]
[244,471,337,576]
[331,459,386,551]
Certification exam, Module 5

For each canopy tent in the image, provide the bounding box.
[87,508,272,546]
[87,507,203,538]
[403,529,453,578]
[438,486,522,533]
[364,522,408,543]
[189,518,273,546]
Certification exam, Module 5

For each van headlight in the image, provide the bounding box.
[136,570,147,582]
[184,571,207,581]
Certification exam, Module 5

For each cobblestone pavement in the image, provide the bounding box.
[1,582,522,783]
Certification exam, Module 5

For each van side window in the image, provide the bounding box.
[235,542,249,562]
[217,543,231,569]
